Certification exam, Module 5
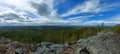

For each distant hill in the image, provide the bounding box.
[0,26,114,29]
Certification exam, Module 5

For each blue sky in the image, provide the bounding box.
[0,0,120,26]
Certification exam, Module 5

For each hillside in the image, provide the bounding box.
[0,30,120,54]
[0,25,116,44]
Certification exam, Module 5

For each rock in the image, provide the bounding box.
[40,42,54,47]
[50,44,64,53]
[76,31,120,54]
[64,42,70,48]
[15,47,23,54]
[76,48,90,54]
[35,47,51,54]
[34,42,54,54]
[0,37,11,44]
[1,31,120,54]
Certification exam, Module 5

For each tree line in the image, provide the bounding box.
[0,24,120,44]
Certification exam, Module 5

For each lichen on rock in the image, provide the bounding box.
[76,31,120,54]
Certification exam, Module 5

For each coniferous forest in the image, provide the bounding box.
[0,24,120,44]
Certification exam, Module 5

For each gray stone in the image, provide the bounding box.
[40,42,54,47]
[76,31,120,54]
[15,47,23,54]
[35,47,51,54]
[50,44,64,53]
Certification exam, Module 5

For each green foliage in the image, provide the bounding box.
[113,24,120,33]
[0,25,119,44]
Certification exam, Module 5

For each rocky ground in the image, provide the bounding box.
[0,30,120,54]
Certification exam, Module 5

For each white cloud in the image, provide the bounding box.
[109,15,120,21]
[0,0,119,26]
[68,15,94,20]
[61,0,119,17]
[0,0,63,26]
[80,14,120,26]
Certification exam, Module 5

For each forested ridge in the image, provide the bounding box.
[0,24,120,44]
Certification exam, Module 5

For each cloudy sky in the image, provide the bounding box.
[0,0,120,26]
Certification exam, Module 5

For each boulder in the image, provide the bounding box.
[76,31,120,54]
[50,44,64,53]
[35,47,51,54]
[15,47,23,54]
[40,42,54,47]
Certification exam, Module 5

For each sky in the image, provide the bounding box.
[0,0,120,26]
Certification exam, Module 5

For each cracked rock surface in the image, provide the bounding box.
[76,31,120,54]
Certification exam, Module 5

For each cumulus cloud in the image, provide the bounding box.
[0,0,63,26]
[31,2,50,16]
[0,0,119,26]
[0,13,22,20]
[30,0,61,19]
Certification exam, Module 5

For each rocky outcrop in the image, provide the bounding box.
[0,30,120,54]
[34,31,120,54]
[76,30,120,54]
